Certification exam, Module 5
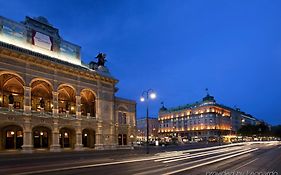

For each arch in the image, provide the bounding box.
[0,71,25,86]
[1,125,23,149]
[58,84,76,114]
[82,128,96,148]
[32,125,52,148]
[59,127,76,148]
[117,105,128,112]
[57,84,76,94]
[30,78,53,90]
[80,89,96,117]
[0,72,25,109]
[31,79,53,112]
[79,88,97,98]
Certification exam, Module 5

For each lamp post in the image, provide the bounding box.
[140,89,156,154]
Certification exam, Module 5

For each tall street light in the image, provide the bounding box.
[140,89,156,154]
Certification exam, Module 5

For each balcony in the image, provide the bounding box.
[0,106,24,115]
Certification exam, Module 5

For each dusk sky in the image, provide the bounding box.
[1,0,281,125]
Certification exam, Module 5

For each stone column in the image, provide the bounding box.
[75,96,81,119]
[109,123,116,149]
[109,100,116,148]
[96,82,102,120]
[50,119,61,152]
[23,86,31,115]
[95,122,104,150]
[22,117,33,153]
[52,92,59,117]
[74,129,83,150]
[74,120,83,150]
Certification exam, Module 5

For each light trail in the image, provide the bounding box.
[155,146,241,162]
[163,148,258,175]
[135,148,255,175]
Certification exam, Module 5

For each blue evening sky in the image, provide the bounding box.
[1,0,281,125]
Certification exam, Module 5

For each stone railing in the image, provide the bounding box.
[0,106,98,121]
[81,113,96,120]
[0,106,24,115]
[58,112,77,119]
[31,110,53,117]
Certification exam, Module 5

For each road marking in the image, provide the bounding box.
[11,156,168,175]
[134,148,253,175]
[233,158,259,171]
[163,148,258,175]
[13,146,235,175]
[11,143,263,175]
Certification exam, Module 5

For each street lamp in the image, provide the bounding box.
[140,89,156,154]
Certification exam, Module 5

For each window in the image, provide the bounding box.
[122,113,127,124]
[118,112,127,125]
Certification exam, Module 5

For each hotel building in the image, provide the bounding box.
[158,93,258,141]
[0,16,136,152]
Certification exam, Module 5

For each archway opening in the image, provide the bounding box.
[81,89,96,118]
[32,126,51,148]
[31,80,53,112]
[58,85,76,115]
[59,127,75,148]
[2,125,23,149]
[82,129,95,148]
[118,134,127,146]
[0,73,24,109]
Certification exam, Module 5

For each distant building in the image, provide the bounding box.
[137,117,159,142]
[158,93,259,141]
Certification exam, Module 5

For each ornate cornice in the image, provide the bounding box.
[0,41,118,85]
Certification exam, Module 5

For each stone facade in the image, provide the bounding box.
[0,16,136,152]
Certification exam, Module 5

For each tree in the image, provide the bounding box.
[238,122,270,137]
[271,125,281,137]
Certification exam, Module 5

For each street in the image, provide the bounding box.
[0,141,280,175]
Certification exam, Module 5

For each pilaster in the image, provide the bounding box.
[75,95,81,119]
[50,119,61,152]
[74,120,83,150]
[23,86,31,115]
[22,117,33,153]
[52,92,59,117]
[95,121,104,150]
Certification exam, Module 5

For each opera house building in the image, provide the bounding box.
[0,16,136,152]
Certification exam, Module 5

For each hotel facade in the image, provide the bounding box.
[0,16,136,152]
[158,94,258,142]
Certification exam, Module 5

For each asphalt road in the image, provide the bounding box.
[0,141,280,175]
